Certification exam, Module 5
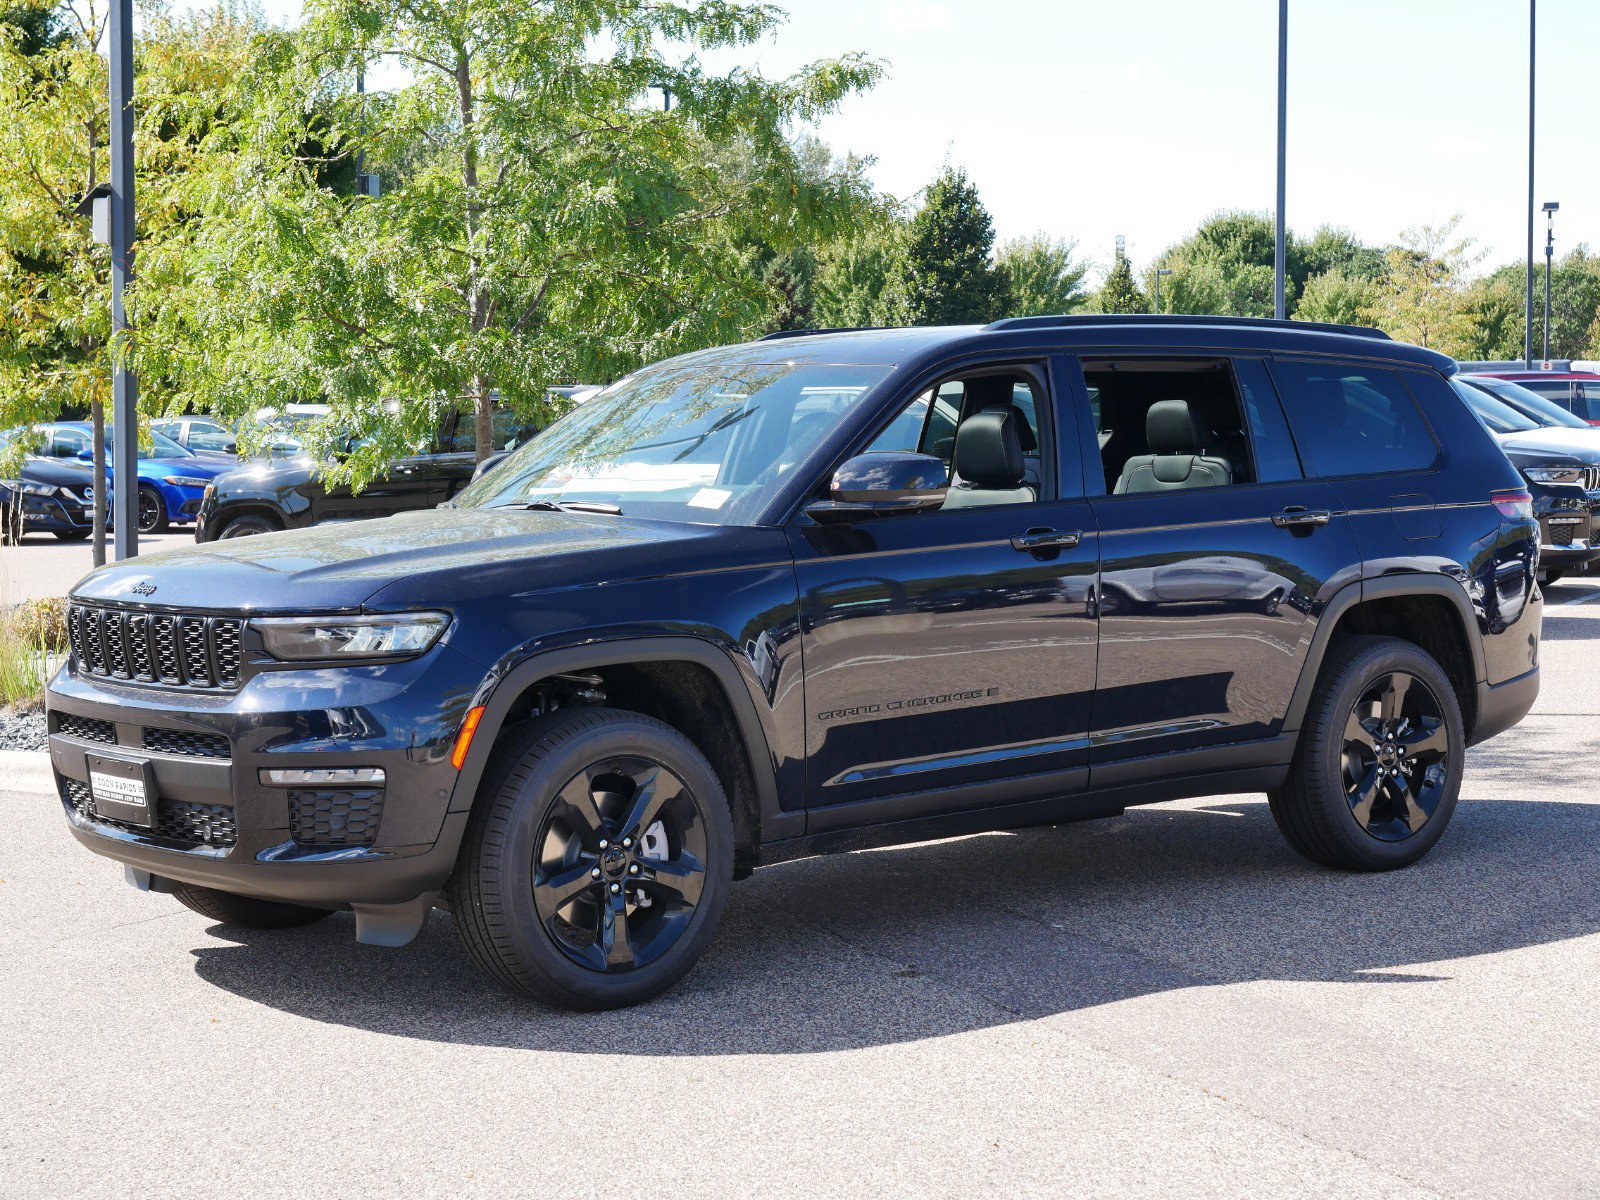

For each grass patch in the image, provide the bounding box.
[0,597,67,711]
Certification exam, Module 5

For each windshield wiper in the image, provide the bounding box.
[506,499,623,515]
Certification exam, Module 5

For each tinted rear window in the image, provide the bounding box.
[1269,362,1438,478]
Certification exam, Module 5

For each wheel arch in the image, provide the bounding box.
[1285,575,1485,740]
[210,503,287,539]
[449,637,789,871]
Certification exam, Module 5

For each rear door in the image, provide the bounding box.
[1079,354,1361,780]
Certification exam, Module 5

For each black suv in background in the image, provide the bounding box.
[195,406,548,540]
[47,316,1541,1010]
[1454,377,1600,581]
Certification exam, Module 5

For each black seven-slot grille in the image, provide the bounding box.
[60,777,237,848]
[68,603,244,689]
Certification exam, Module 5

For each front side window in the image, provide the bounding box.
[454,358,892,524]
[1269,362,1437,478]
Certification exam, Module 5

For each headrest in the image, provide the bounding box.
[1146,399,1205,455]
[953,410,1024,488]
[982,404,1038,452]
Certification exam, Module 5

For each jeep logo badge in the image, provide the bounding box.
[131,581,156,596]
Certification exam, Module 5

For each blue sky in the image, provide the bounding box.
[237,0,1599,280]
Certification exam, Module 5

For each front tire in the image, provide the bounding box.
[218,513,280,539]
[53,529,90,542]
[137,483,169,534]
[452,707,735,1010]
[1270,635,1464,871]
[173,884,334,929]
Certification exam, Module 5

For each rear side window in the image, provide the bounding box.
[1269,362,1437,478]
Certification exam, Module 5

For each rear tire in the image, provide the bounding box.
[452,707,735,1010]
[1270,635,1464,871]
[173,884,334,929]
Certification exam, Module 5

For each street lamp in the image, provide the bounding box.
[1154,268,1173,314]
[1542,201,1558,361]
[1524,0,1537,368]
[1273,0,1287,320]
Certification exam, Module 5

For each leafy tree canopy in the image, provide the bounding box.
[898,165,1011,325]
[996,233,1088,318]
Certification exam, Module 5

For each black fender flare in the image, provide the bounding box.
[1281,573,1485,736]
[445,635,792,843]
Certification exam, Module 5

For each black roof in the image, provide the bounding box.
[740,315,1452,374]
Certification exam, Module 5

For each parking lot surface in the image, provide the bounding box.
[0,531,193,606]
[3,582,1599,1197]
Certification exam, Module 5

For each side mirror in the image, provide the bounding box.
[75,448,93,461]
[804,452,948,524]
[472,450,510,482]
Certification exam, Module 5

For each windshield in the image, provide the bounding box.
[1453,381,1539,433]
[91,427,192,458]
[1465,377,1591,429]
[454,358,893,523]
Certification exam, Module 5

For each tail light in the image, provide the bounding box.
[1492,488,1534,521]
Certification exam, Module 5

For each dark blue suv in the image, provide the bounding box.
[46,316,1542,1009]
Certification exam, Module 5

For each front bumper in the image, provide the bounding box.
[45,634,487,912]
[1534,492,1600,568]
[12,491,98,535]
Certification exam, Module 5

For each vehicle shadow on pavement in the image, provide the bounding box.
[188,795,1600,1055]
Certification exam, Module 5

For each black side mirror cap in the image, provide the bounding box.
[803,451,948,523]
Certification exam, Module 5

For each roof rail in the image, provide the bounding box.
[983,313,1392,341]
[756,327,889,342]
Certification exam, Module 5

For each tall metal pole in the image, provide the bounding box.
[1273,0,1287,320]
[109,0,138,559]
[1524,0,1536,369]
[1544,206,1554,361]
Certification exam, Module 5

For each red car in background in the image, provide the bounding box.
[1457,359,1600,425]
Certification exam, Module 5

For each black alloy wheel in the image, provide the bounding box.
[453,707,734,1009]
[1339,671,1450,842]
[1269,635,1464,871]
[136,484,169,534]
[533,757,709,974]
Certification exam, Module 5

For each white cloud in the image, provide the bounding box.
[882,3,954,33]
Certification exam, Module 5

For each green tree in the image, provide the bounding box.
[142,0,881,476]
[811,215,908,326]
[1093,247,1146,314]
[898,166,1010,325]
[1298,225,1384,284]
[1149,210,1279,316]
[1294,270,1379,327]
[1478,249,1600,360]
[1362,217,1483,354]
[995,233,1088,317]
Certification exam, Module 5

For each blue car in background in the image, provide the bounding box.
[32,422,235,534]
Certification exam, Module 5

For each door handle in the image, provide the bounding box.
[1271,507,1332,529]
[1011,527,1082,552]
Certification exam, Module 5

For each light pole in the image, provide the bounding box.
[109,0,138,559]
[1154,268,1173,314]
[1524,0,1536,368]
[1543,201,1558,361]
[1273,0,1287,320]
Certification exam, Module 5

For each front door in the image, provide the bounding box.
[787,357,1101,831]
[1077,354,1361,782]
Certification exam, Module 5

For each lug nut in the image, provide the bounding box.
[598,838,609,850]
[609,882,621,894]
[622,837,633,848]
[590,867,601,879]
[629,863,640,875]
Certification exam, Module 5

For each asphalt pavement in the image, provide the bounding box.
[0,530,194,606]
[2,582,1599,1197]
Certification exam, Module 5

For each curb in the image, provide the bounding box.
[0,749,53,794]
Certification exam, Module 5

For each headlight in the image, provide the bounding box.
[253,612,450,661]
[0,480,60,497]
[167,475,213,489]
[1522,465,1585,484]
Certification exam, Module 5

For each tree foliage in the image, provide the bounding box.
[996,233,1087,317]
[1361,216,1484,355]
[1093,248,1146,314]
[897,166,1010,325]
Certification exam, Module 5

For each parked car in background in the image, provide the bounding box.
[32,422,235,534]
[49,317,1541,1009]
[1456,360,1600,425]
[1452,380,1600,581]
[1457,373,1598,432]
[196,404,557,540]
[0,427,104,543]
[150,416,239,459]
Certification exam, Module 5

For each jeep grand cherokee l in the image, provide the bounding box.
[46,316,1542,1010]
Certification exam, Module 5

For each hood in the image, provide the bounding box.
[19,456,99,491]
[145,455,234,480]
[1495,427,1600,463]
[70,507,789,613]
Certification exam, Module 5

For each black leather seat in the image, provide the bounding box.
[943,410,1036,509]
[1113,399,1234,493]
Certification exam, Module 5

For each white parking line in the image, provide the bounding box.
[1556,589,1600,606]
